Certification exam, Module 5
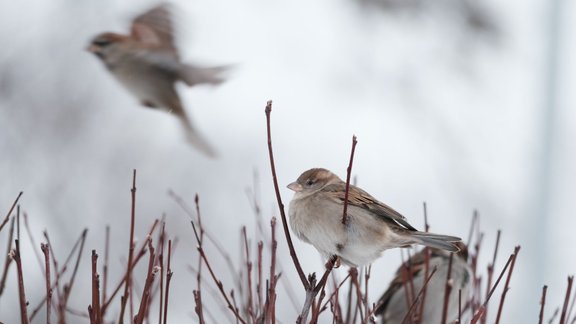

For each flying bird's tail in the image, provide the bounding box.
[410,232,462,252]
[180,117,217,158]
[179,64,230,87]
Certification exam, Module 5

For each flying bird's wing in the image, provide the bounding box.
[131,4,177,53]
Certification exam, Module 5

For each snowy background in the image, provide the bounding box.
[0,0,574,322]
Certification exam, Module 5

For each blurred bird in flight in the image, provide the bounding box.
[88,4,229,157]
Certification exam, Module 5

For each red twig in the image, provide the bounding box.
[470,249,517,323]
[349,268,365,320]
[257,241,264,312]
[539,285,548,324]
[101,219,159,315]
[13,239,30,324]
[119,170,137,324]
[297,256,339,324]
[242,226,255,322]
[29,229,88,321]
[0,191,22,233]
[169,190,242,289]
[363,266,374,323]
[0,216,15,296]
[266,218,279,323]
[90,250,101,324]
[134,239,158,324]
[102,225,110,308]
[401,267,438,324]
[193,194,206,324]
[321,273,352,312]
[264,100,308,288]
[163,240,173,324]
[23,212,44,273]
[441,253,454,324]
[494,246,520,324]
[190,219,248,324]
[341,135,358,225]
[400,252,417,318]
[560,276,574,324]
[157,223,165,324]
[41,243,53,324]
[483,229,501,324]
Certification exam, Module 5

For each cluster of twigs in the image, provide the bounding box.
[1,100,576,323]
[0,172,174,324]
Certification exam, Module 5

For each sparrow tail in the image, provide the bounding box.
[180,118,217,158]
[411,232,462,252]
[179,64,230,87]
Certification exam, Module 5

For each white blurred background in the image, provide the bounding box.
[0,0,574,322]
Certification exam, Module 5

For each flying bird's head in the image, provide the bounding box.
[87,33,128,62]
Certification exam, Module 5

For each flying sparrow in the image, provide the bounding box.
[87,4,228,157]
[287,168,461,267]
[375,243,471,323]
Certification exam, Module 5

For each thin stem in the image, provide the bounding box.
[341,135,358,225]
[494,246,521,324]
[13,239,30,324]
[560,276,574,324]
[23,212,44,273]
[190,219,247,324]
[0,216,15,296]
[102,225,110,308]
[119,170,137,324]
[441,253,454,324]
[401,267,438,324]
[264,100,308,288]
[134,239,158,324]
[241,227,255,322]
[163,240,173,324]
[539,285,548,324]
[41,243,52,324]
[470,249,517,323]
[266,218,279,324]
[0,191,23,233]
[90,250,101,324]
[101,220,159,314]
[483,230,501,324]
[29,229,88,321]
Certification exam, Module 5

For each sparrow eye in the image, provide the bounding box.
[93,39,112,47]
[305,179,315,187]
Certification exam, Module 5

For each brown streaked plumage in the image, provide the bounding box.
[87,4,229,157]
[375,243,471,323]
[287,168,461,267]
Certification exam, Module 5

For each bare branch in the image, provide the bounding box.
[341,135,358,225]
[41,243,53,324]
[119,170,137,324]
[264,100,308,288]
[0,191,23,233]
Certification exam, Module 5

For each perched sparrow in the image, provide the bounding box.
[375,243,471,323]
[287,168,461,267]
[87,4,228,157]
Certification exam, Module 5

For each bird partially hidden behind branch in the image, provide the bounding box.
[375,243,471,323]
[87,4,229,157]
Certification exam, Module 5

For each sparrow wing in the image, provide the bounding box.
[323,183,418,231]
[131,4,177,53]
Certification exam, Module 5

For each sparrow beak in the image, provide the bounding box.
[287,182,303,192]
[86,44,99,53]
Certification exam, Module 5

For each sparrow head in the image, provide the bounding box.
[87,33,127,61]
[454,241,469,260]
[287,168,340,194]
